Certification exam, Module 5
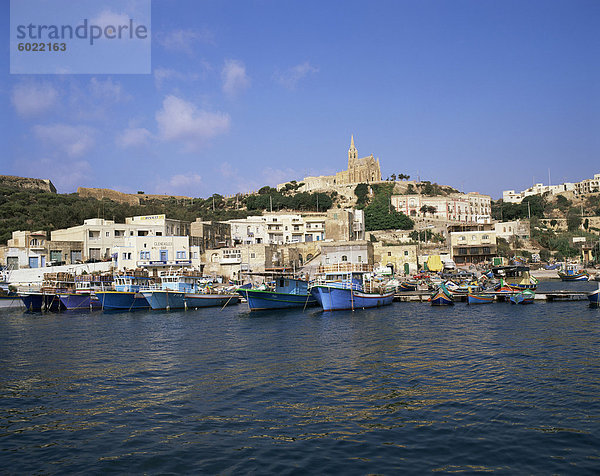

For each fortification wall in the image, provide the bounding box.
[0,175,56,193]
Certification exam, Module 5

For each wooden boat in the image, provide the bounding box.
[310,265,394,311]
[491,266,538,290]
[467,292,495,304]
[397,280,417,292]
[510,289,535,305]
[558,263,589,281]
[431,284,454,306]
[239,277,317,311]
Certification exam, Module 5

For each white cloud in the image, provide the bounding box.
[155,95,230,149]
[158,28,214,53]
[33,123,95,158]
[275,62,319,90]
[90,77,128,102]
[91,9,129,29]
[12,81,60,118]
[153,67,203,89]
[117,127,152,148]
[222,59,250,98]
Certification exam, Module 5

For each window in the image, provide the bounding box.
[341,255,348,262]
[140,251,150,260]
[250,253,256,258]
[472,235,477,241]
[106,232,110,237]
[357,255,362,262]
[176,251,186,259]
[404,251,409,256]
[122,253,128,260]
[482,235,489,240]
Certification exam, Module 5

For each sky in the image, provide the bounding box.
[1,0,599,199]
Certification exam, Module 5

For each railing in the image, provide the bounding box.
[317,263,372,273]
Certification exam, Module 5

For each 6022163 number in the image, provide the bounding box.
[17,43,67,52]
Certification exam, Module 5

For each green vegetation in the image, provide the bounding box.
[245,190,333,212]
[491,195,546,221]
[0,186,251,244]
[354,183,413,231]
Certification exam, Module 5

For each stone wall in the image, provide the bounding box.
[0,175,56,193]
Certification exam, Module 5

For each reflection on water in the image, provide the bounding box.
[1,298,599,474]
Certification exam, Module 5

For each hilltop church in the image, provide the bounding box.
[280,136,382,192]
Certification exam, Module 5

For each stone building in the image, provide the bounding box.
[372,243,419,275]
[190,219,231,251]
[279,136,382,192]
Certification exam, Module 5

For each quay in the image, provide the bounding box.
[394,290,591,302]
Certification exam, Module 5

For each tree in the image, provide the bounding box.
[390,173,396,181]
[354,183,369,208]
[550,219,557,228]
[584,218,589,230]
[567,208,582,232]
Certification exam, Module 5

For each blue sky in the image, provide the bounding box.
[2,0,599,199]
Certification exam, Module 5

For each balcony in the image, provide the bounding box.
[221,256,242,264]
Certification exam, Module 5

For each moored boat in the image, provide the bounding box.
[0,285,24,309]
[431,283,454,306]
[19,272,74,311]
[239,276,317,311]
[558,263,589,281]
[397,280,418,292]
[491,266,538,290]
[310,264,394,311]
[96,274,152,311]
[467,292,495,304]
[510,289,535,305]
[58,275,113,310]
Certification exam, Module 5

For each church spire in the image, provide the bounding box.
[348,134,358,163]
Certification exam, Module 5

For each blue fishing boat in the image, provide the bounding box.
[96,274,152,311]
[20,272,74,311]
[558,263,589,281]
[431,283,454,306]
[310,266,394,311]
[588,285,600,307]
[238,277,316,311]
[397,280,417,292]
[510,289,535,305]
[467,292,495,304]
[58,275,113,310]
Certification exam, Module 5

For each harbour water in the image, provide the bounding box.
[1,281,599,474]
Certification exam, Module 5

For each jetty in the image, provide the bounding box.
[394,290,592,302]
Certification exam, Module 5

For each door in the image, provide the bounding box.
[160,250,168,262]
[404,263,410,275]
[28,257,38,268]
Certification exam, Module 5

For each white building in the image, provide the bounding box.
[226,213,326,245]
[494,220,531,241]
[391,192,491,223]
[112,236,202,272]
[51,215,190,261]
[502,173,600,203]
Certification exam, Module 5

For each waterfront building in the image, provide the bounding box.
[502,173,600,203]
[372,242,419,275]
[494,220,531,241]
[320,240,373,266]
[111,236,202,273]
[190,219,231,251]
[449,230,497,265]
[51,215,190,261]
[0,230,84,269]
[391,192,491,224]
[225,213,327,245]
[277,136,382,192]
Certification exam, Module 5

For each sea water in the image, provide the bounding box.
[1,280,599,474]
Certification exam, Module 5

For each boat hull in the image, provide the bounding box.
[510,292,535,305]
[185,293,240,309]
[141,290,186,310]
[467,293,494,304]
[310,285,394,311]
[398,282,417,292]
[58,293,101,310]
[431,291,454,306]
[95,291,150,311]
[558,272,589,282]
[588,289,600,307]
[238,289,316,311]
[20,292,65,312]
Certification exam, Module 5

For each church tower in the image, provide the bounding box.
[348,134,358,166]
